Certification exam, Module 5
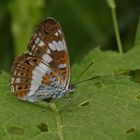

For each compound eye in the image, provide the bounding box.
[69,85,76,93]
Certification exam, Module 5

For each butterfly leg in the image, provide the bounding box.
[41,98,55,112]
[46,98,55,110]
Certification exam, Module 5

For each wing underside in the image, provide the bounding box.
[10,18,70,101]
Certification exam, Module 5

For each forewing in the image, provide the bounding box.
[28,17,70,87]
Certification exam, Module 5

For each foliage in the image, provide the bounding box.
[0,0,140,139]
[0,0,139,71]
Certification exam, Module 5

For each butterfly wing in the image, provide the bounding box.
[28,17,70,88]
[10,18,70,102]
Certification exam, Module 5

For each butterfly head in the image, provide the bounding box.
[68,84,76,93]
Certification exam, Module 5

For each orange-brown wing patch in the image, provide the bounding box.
[10,53,40,99]
[49,50,69,81]
[27,18,70,87]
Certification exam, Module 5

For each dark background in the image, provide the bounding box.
[0,0,139,72]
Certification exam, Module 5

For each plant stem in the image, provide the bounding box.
[112,9,123,54]
[106,0,123,54]
[51,103,64,140]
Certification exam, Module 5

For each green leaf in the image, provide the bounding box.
[71,44,140,83]
[1,40,140,139]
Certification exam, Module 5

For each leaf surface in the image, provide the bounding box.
[1,42,140,140]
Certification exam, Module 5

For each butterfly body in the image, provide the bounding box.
[10,17,75,102]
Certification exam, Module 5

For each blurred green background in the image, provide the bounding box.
[0,0,139,72]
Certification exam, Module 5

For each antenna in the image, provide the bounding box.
[72,60,100,86]
[73,75,100,85]
[74,61,95,84]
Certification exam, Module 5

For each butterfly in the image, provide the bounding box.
[10,17,75,102]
